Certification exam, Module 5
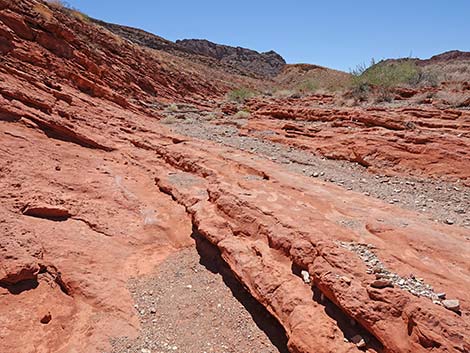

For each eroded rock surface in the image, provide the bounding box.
[245,96,470,182]
[0,1,469,353]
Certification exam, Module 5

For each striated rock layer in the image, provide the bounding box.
[0,1,469,353]
[244,96,470,183]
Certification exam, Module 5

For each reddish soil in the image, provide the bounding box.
[0,1,469,353]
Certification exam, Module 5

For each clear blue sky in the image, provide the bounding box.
[66,0,470,72]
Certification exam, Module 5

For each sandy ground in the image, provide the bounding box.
[109,234,289,353]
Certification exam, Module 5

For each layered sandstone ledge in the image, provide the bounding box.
[0,1,469,352]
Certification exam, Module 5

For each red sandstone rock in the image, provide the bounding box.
[243,96,470,182]
[0,1,469,353]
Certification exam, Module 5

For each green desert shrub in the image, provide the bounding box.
[349,59,422,102]
[296,80,319,94]
[234,110,250,119]
[227,88,257,103]
[351,59,421,89]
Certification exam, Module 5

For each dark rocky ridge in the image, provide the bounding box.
[176,39,286,77]
[419,50,470,65]
[380,50,470,67]
[92,19,286,78]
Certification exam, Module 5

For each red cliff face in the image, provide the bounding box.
[0,1,469,353]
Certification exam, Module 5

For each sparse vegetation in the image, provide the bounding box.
[46,0,67,8]
[349,59,423,103]
[70,9,90,22]
[351,59,421,90]
[166,103,179,112]
[273,89,297,98]
[33,3,54,21]
[234,110,251,119]
[434,91,470,108]
[227,88,257,103]
[45,0,90,22]
[296,80,318,94]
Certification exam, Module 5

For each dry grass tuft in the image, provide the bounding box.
[434,91,470,108]
[33,3,54,21]
[234,110,251,119]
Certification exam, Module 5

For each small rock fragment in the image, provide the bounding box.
[442,299,460,313]
[444,219,455,225]
[370,279,393,289]
[436,292,446,299]
[351,334,366,349]
[340,276,351,285]
[301,270,311,284]
[40,312,52,324]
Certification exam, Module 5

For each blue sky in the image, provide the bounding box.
[66,0,470,72]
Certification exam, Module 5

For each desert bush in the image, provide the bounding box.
[273,89,297,98]
[413,70,439,87]
[351,59,421,89]
[33,3,54,20]
[435,91,470,108]
[166,103,179,112]
[69,9,90,22]
[234,110,250,119]
[296,80,318,94]
[227,88,257,103]
[46,0,67,8]
[349,59,422,103]
[45,0,90,22]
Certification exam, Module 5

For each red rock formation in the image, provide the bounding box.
[243,96,470,182]
[0,1,469,353]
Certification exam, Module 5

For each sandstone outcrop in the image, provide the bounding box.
[243,96,470,182]
[0,1,469,353]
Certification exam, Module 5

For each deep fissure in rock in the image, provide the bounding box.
[290,263,384,351]
[312,284,384,352]
[192,230,290,353]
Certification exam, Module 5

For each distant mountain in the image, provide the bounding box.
[92,19,285,78]
[379,50,470,83]
[417,50,470,65]
[175,39,285,78]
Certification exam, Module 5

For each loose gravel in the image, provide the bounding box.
[339,242,438,300]
[109,235,289,353]
[162,110,470,229]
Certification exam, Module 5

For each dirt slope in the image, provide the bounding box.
[0,1,469,353]
[274,63,351,91]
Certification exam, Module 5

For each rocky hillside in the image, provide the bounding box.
[93,19,286,78]
[378,50,470,83]
[176,39,286,78]
[274,63,352,92]
[417,50,470,65]
[1,1,469,353]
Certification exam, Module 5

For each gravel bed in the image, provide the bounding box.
[339,242,439,300]
[109,236,289,353]
[162,112,470,229]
